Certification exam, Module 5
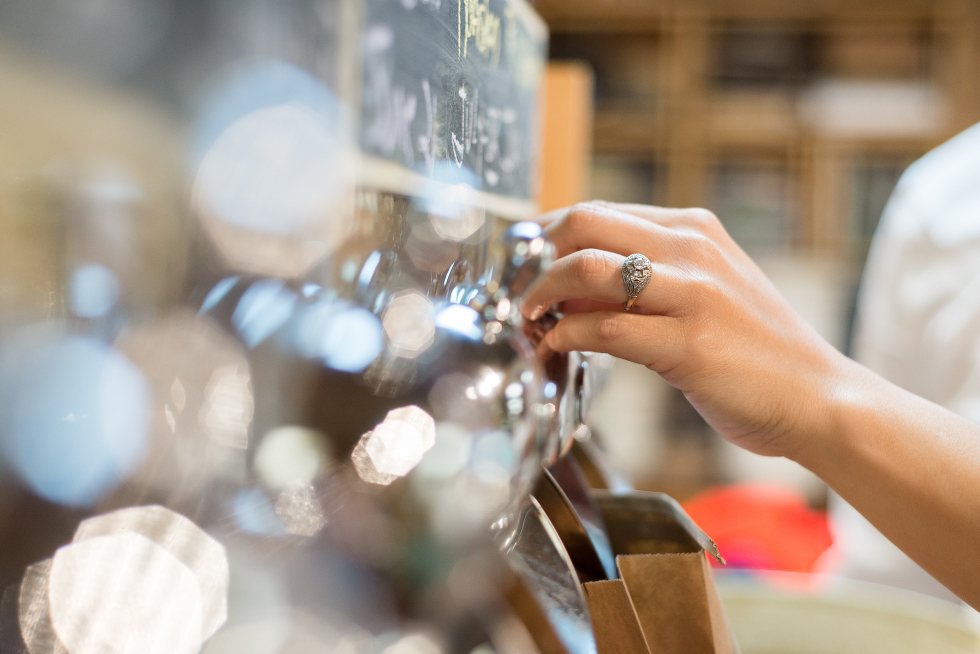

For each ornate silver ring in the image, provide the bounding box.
[621,253,652,311]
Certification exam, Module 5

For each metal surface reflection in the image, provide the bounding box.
[591,490,725,563]
[548,456,617,581]
[496,498,597,654]
[532,469,610,584]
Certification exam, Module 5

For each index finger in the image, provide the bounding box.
[535,206,571,227]
[544,202,677,259]
[592,201,721,235]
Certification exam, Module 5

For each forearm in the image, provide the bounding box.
[794,359,980,608]
[523,201,980,605]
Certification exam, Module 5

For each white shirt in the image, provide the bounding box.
[833,121,980,602]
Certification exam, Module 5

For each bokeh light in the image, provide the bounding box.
[472,430,517,474]
[382,632,443,654]
[434,304,485,342]
[382,291,436,358]
[0,334,150,506]
[232,279,298,349]
[365,406,437,477]
[0,4,567,652]
[431,460,511,541]
[293,299,384,373]
[201,609,369,654]
[254,426,330,491]
[196,105,344,235]
[200,364,253,450]
[18,558,62,653]
[200,277,241,315]
[413,163,486,243]
[69,263,120,318]
[113,310,253,493]
[49,532,204,654]
[352,406,439,485]
[424,184,486,242]
[232,487,285,537]
[17,505,229,654]
[72,505,230,640]
[274,482,327,537]
[413,422,472,485]
[192,62,354,278]
[351,434,399,487]
[427,372,493,430]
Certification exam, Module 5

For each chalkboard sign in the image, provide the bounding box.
[356,0,547,219]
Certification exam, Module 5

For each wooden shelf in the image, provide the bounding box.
[593,109,665,154]
[537,0,939,29]
[541,0,980,256]
[708,92,800,148]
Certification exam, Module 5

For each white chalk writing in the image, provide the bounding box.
[458,0,501,66]
[364,25,418,163]
[417,79,437,176]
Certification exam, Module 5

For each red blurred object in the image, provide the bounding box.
[682,484,832,573]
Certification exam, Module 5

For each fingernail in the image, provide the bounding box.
[519,299,538,320]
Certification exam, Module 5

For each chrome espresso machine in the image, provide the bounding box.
[0,2,726,653]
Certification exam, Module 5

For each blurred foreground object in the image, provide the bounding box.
[0,0,564,652]
[719,571,980,654]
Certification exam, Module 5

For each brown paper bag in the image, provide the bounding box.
[617,552,734,654]
[582,579,651,654]
[583,491,737,654]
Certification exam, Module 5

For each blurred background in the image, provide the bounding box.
[535,0,980,506]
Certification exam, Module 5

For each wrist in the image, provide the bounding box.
[787,353,882,476]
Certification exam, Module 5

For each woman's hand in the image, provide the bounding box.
[524,201,980,610]
[521,201,854,459]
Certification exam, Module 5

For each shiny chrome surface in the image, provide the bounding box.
[592,490,725,564]
[547,457,617,581]
[496,497,597,654]
[569,437,632,493]
[532,468,610,584]
[0,0,714,651]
